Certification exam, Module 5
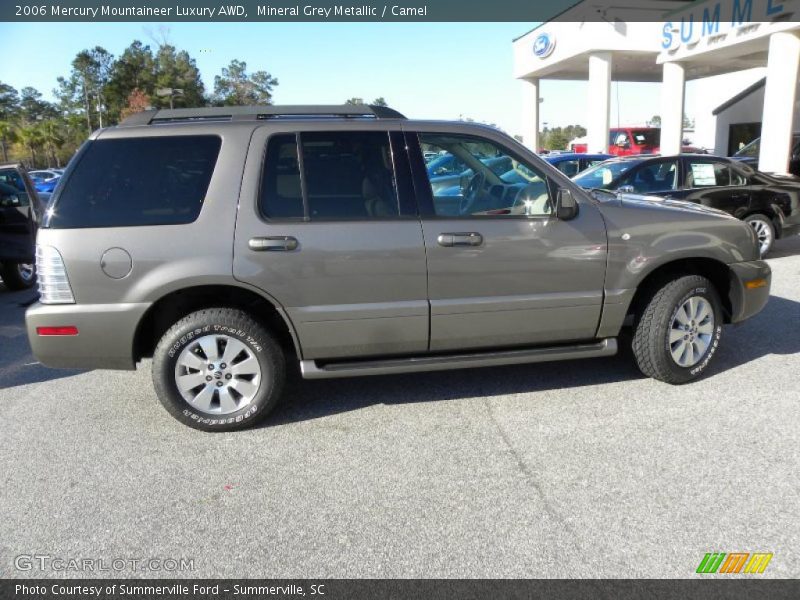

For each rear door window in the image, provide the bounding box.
[259,131,401,220]
[47,135,221,228]
[685,160,743,188]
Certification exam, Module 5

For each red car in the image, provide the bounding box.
[572,127,704,155]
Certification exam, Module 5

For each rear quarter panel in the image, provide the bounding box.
[40,123,255,305]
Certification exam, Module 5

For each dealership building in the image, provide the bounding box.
[513,0,800,173]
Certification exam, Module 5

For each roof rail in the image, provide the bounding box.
[119,104,405,126]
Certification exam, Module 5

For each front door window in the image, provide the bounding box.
[419,133,552,217]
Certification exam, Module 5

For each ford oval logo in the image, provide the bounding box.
[533,32,556,58]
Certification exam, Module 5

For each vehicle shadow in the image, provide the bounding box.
[265,293,800,426]
[0,284,88,389]
[769,233,800,258]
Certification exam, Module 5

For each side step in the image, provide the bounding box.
[300,338,617,379]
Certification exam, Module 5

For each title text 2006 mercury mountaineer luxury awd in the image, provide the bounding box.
[26,105,771,431]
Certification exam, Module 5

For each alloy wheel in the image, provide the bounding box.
[668,296,715,367]
[174,334,262,415]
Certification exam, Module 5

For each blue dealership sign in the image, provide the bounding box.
[533,32,556,58]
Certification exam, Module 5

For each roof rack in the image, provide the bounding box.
[119,104,406,126]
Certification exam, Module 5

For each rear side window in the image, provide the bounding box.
[47,135,221,228]
[260,131,400,220]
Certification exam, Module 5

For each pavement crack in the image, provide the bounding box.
[481,397,583,545]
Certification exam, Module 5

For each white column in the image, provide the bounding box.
[587,52,612,154]
[660,61,685,156]
[759,32,800,174]
[521,78,540,152]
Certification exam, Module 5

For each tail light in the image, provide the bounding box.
[36,245,75,304]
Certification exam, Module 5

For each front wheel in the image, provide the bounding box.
[152,308,286,431]
[0,261,36,290]
[632,275,723,384]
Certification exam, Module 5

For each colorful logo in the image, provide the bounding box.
[696,552,773,574]
[533,33,556,59]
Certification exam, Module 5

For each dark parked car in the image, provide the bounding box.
[0,164,43,289]
[732,133,800,177]
[545,153,612,177]
[573,154,800,255]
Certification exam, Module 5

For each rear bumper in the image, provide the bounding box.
[26,301,150,370]
[728,260,771,324]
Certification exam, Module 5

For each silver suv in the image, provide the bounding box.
[26,105,771,431]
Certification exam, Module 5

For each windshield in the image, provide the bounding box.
[734,138,760,158]
[572,160,640,189]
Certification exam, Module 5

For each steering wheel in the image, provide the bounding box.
[459,171,486,215]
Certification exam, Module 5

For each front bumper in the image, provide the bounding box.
[26,301,150,370]
[728,260,771,324]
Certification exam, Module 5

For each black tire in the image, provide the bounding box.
[152,308,285,431]
[744,214,775,257]
[632,275,723,384]
[0,260,36,291]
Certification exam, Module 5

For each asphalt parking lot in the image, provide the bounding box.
[1,237,799,579]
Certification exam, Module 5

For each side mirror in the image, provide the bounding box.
[617,185,635,194]
[556,188,579,220]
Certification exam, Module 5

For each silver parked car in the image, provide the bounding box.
[26,105,770,431]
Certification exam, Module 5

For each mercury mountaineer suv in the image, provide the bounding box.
[26,105,771,431]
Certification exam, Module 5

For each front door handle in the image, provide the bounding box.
[248,236,299,252]
[437,232,483,247]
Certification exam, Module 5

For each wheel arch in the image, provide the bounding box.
[626,257,735,325]
[133,284,302,364]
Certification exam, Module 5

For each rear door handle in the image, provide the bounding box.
[437,232,483,247]
[248,236,299,252]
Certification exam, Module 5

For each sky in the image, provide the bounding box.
[0,22,671,138]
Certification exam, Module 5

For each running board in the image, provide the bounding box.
[300,338,617,379]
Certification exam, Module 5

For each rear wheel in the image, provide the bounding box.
[632,275,723,384]
[0,261,36,290]
[152,308,285,431]
[745,214,775,257]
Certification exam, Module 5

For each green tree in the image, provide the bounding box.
[37,120,63,167]
[17,123,43,167]
[153,45,205,108]
[0,82,19,161]
[0,121,16,162]
[213,59,277,106]
[57,47,114,133]
[647,115,661,127]
[0,82,19,119]
[106,41,156,120]
[18,87,57,123]
[345,97,389,106]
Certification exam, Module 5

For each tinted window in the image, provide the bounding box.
[47,135,221,228]
[0,181,26,207]
[260,134,303,219]
[419,133,552,217]
[616,159,678,193]
[555,159,580,177]
[0,169,26,192]
[259,131,400,221]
